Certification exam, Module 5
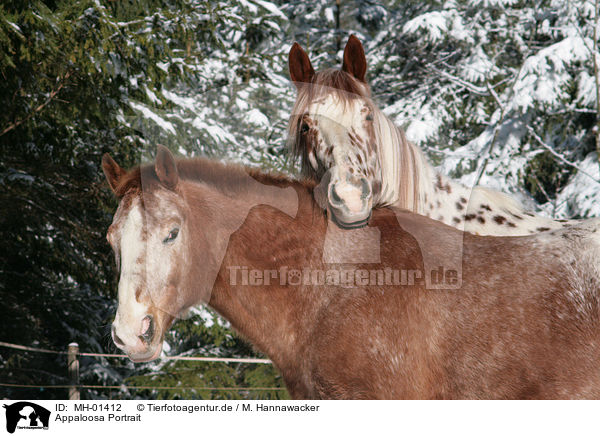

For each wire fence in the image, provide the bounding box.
[0,341,284,396]
[0,341,272,363]
[0,382,284,392]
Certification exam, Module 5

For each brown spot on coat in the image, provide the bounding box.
[435,174,452,194]
[494,216,506,225]
[135,287,143,302]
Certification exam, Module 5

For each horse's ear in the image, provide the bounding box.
[342,35,367,82]
[102,153,127,194]
[155,145,179,190]
[289,42,315,87]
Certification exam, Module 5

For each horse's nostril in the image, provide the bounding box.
[139,315,154,344]
[328,183,345,206]
[360,178,371,199]
[111,325,125,347]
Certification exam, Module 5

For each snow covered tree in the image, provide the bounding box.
[364,0,600,217]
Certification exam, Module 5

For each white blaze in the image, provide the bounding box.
[113,200,149,342]
[310,95,372,175]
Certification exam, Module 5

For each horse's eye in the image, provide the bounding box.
[301,123,310,134]
[163,227,179,244]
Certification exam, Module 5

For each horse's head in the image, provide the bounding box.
[102,146,196,362]
[288,35,382,229]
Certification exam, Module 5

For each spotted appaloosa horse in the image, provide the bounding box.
[288,35,579,233]
[104,145,600,399]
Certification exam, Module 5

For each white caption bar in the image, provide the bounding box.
[0,400,597,436]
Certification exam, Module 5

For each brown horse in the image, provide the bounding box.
[103,146,600,399]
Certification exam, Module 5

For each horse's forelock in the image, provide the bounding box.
[114,167,143,198]
[313,69,371,98]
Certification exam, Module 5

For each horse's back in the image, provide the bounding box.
[303,215,600,398]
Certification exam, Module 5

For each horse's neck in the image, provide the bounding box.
[194,180,329,370]
[374,114,441,213]
[374,118,475,224]
[374,115,575,235]
[420,170,474,226]
[406,158,570,235]
[378,140,444,214]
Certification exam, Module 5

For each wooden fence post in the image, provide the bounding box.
[68,342,80,400]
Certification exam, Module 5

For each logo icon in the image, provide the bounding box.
[3,402,50,434]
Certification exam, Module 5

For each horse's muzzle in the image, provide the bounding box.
[327,176,373,229]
